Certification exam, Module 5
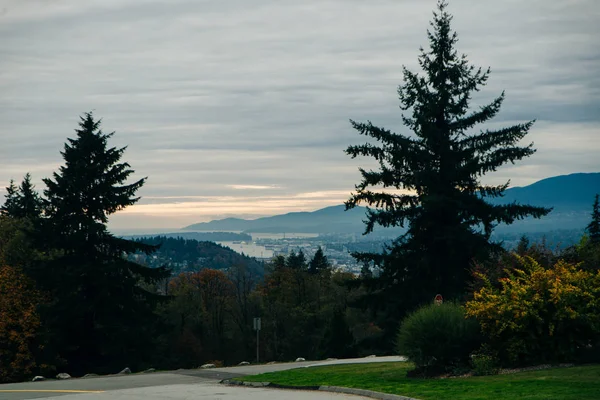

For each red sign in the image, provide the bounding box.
[434,294,443,305]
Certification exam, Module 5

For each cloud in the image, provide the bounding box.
[228,184,281,190]
[1,0,598,229]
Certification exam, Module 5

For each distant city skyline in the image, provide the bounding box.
[2,0,598,229]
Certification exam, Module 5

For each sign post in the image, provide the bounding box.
[434,294,443,306]
[253,317,261,363]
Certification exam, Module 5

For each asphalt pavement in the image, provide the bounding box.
[0,356,407,400]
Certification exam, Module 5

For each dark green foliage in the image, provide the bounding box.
[1,174,43,219]
[586,194,600,244]
[309,247,330,274]
[131,236,264,276]
[470,344,500,376]
[1,180,19,217]
[286,249,307,269]
[396,302,480,372]
[345,1,550,327]
[516,235,530,255]
[259,252,357,361]
[319,309,355,359]
[39,112,170,375]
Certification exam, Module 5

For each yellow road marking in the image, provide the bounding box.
[0,390,105,393]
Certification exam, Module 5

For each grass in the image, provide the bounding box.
[235,362,600,400]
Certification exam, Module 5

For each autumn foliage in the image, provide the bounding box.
[0,264,42,383]
[465,256,600,365]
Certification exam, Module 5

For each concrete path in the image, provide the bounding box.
[211,355,407,375]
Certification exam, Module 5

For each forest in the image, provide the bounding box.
[128,236,265,275]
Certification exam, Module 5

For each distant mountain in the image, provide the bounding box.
[183,204,368,234]
[490,173,599,210]
[183,173,599,235]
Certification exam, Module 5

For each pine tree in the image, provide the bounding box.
[286,249,307,269]
[516,235,530,255]
[1,180,19,216]
[586,194,600,244]
[309,247,330,274]
[346,1,550,313]
[17,174,42,219]
[41,112,169,374]
[1,174,42,219]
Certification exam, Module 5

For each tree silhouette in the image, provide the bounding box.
[346,1,550,315]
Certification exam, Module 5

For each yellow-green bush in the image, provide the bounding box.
[466,256,600,365]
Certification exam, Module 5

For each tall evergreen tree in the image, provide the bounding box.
[17,173,42,219]
[309,247,330,274]
[346,1,550,317]
[41,112,169,374]
[1,180,19,217]
[286,249,307,270]
[1,174,42,219]
[586,194,600,244]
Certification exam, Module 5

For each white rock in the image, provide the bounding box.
[32,376,45,382]
[82,373,98,378]
[365,355,377,358]
[118,367,131,374]
[201,363,216,369]
[295,357,306,362]
[267,361,277,365]
[143,368,156,373]
[325,358,338,361]
[238,361,250,366]
[56,373,71,380]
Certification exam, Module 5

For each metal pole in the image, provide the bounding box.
[256,328,259,364]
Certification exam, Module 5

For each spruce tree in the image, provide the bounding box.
[17,173,42,219]
[1,174,42,219]
[346,1,550,314]
[41,112,169,374]
[309,247,330,274]
[586,194,600,244]
[1,180,19,217]
[286,249,307,269]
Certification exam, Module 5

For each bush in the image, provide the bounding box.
[0,264,42,383]
[396,302,481,373]
[471,345,500,376]
[465,256,600,366]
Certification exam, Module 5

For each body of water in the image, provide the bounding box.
[216,241,274,259]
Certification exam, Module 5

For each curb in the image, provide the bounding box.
[221,379,420,400]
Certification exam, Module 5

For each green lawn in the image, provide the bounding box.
[235,362,600,400]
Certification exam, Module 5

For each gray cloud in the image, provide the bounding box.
[1,0,598,229]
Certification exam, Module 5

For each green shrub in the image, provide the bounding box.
[470,344,500,376]
[396,302,481,372]
[471,354,499,376]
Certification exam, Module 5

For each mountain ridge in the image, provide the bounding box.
[182,172,600,234]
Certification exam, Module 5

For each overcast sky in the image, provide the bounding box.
[1,0,598,230]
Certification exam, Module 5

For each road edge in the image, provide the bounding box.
[221,379,420,400]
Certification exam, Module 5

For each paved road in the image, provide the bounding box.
[0,356,406,400]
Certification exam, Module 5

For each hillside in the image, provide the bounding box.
[128,236,264,276]
[182,173,599,234]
